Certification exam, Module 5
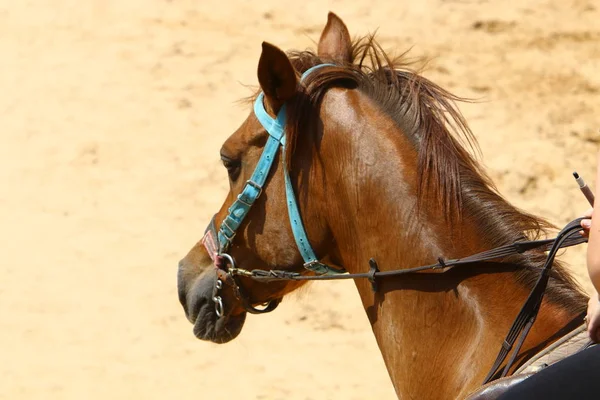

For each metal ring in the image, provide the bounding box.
[215,279,223,290]
[219,253,236,269]
[213,295,224,318]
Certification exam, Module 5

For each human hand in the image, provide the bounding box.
[580,207,593,238]
[586,293,600,342]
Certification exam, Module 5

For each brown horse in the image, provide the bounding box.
[177,13,587,399]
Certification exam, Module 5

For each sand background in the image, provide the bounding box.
[1,1,599,399]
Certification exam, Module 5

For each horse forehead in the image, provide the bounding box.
[321,87,378,126]
[222,113,265,151]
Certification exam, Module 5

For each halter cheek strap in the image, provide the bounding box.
[216,96,285,251]
[214,63,342,275]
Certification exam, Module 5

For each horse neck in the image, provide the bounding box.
[306,89,584,399]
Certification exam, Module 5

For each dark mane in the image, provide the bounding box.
[280,35,587,312]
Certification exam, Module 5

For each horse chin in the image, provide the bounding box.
[183,273,247,343]
[192,305,247,344]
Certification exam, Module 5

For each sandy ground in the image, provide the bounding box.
[1,1,599,399]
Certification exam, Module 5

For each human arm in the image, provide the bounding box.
[580,151,600,341]
[586,151,600,291]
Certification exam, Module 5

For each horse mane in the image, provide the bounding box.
[271,35,586,312]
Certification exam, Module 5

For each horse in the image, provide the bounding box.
[177,12,588,399]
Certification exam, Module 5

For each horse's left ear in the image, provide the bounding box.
[257,42,298,114]
[317,12,352,63]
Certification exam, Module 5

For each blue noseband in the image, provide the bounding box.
[216,64,341,275]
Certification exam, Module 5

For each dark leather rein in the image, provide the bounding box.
[212,217,587,384]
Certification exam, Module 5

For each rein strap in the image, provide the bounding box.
[240,221,587,285]
[481,217,586,384]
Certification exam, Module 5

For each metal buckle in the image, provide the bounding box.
[245,179,263,197]
[220,220,236,242]
[303,260,326,273]
[304,260,346,275]
[236,193,253,207]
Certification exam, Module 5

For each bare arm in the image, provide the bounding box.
[581,151,600,342]
[587,151,600,292]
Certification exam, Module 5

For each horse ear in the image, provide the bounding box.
[257,42,298,114]
[317,12,352,63]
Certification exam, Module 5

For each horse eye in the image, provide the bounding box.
[221,155,241,179]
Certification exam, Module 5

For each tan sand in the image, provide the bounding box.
[1,1,599,399]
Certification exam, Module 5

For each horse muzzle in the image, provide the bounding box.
[177,250,247,343]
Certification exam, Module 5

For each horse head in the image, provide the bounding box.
[177,13,354,344]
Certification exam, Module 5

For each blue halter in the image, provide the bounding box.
[216,64,342,275]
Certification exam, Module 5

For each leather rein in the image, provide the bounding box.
[203,63,589,384]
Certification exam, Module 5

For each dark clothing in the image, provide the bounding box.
[498,345,600,399]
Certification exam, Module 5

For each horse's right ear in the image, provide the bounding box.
[317,12,352,63]
[257,42,298,115]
